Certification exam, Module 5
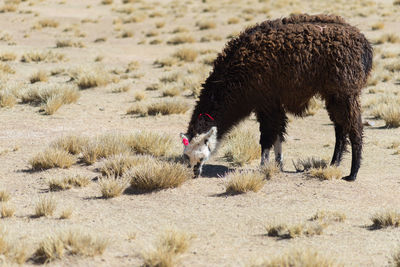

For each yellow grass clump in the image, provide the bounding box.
[370,211,400,229]
[222,126,261,166]
[147,99,190,116]
[56,39,85,48]
[134,91,146,101]
[34,196,57,217]
[35,19,59,28]
[293,157,328,172]
[21,51,65,63]
[371,22,384,30]
[111,83,131,93]
[99,154,151,177]
[0,52,17,61]
[127,102,148,116]
[51,135,89,155]
[127,131,175,157]
[310,210,346,223]
[59,208,73,219]
[1,204,15,218]
[196,20,216,30]
[48,175,91,191]
[142,229,194,267]
[259,162,280,179]
[381,106,400,128]
[265,221,326,239]
[250,250,341,267]
[0,90,16,108]
[127,159,191,192]
[30,148,76,170]
[375,33,400,44]
[0,190,10,202]
[0,227,30,264]
[167,34,195,45]
[0,62,15,74]
[32,229,108,263]
[173,48,198,62]
[162,84,181,97]
[98,176,129,198]
[30,70,48,83]
[73,66,111,89]
[225,170,266,194]
[308,166,342,180]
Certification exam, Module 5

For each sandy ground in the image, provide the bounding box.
[0,0,400,266]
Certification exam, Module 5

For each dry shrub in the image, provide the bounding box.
[48,175,91,191]
[51,135,89,155]
[127,159,190,192]
[259,162,280,179]
[147,99,190,115]
[0,190,10,202]
[99,154,151,177]
[36,19,59,28]
[99,176,129,198]
[308,166,342,180]
[162,84,181,97]
[225,170,266,194]
[30,70,48,83]
[160,72,181,83]
[32,229,108,263]
[0,63,15,74]
[59,208,72,219]
[381,106,400,128]
[371,22,384,30]
[30,148,76,170]
[0,90,16,108]
[265,221,326,239]
[119,30,134,38]
[0,227,30,264]
[81,134,129,165]
[142,229,194,267]
[0,4,17,13]
[375,33,400,44]
[154,57,178,67]
[200,34,223,42]
[222,126,260,166]
[21,51,65,63]
[101,0,113,4]
[370,211,400,229]
[72,66,111,89]
[173,48,198,62]
[196,20,216,30]
[167,34,195,45]
[111,83,131,93]
[227,17,240,24]
[34,196,57,217]
[310,210,346,223]
[0,52,17,61]
[172,26,189,33]
[134,91,146,101]
[127,102,148,116]
[250,249,341,267]
[56,39,85,48]
[1,204,14,218]
[293,157,328,172]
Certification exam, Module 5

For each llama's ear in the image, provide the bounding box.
[180,133,189,146]
[204,127,217,149]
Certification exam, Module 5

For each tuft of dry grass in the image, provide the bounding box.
[259,162,280,179]
[308,166,342,180]
[196,20,216,30]
[51,135,89,155]
[371,22,384,30]
[381,106,400,128]
[0,190,10,202]
[250,249,341,267]
[265,221,326,239]
[167,34,195,45]
[34,196,57,217]
[111,83,131,93]
[173,48,198,62]
[293,157,328,172]
[98,176,129,198]
[59,208,73,219]
[30,148,76,170]
[142,229,194,267]
[48,175,91,191]
[127,159,190,192]
[134,91,146,101]
[370,211,400,229]
[154,57,178,67]
[30,70,48,83]
[162,84,181,97]
[375,33,400,44]
[310,210,346,223]
[99,154,151,177]
[0,62,15,74]
[0,90,17,108]
[56,39,85,48]
[32,229,108,263]
[147,99,190,116]
[35,19,59,28]
[21,51,65,63]
[392,249,400,267]
[222,126,260,166]
[81,134,129,165]
[0,52,17,61]
[1,204,15,218]
[304,97,323,116]
[225,170,266,194]
[73,66,111,89]
[127,102,148,116]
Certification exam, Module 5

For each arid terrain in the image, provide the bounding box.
[0,0,399,266]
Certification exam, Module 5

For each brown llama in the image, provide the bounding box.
[180,14,373,181]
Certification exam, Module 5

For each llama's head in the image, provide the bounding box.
[180,127,218,177]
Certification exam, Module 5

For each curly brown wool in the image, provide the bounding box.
[186,14,373,181]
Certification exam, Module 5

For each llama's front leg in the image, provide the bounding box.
[261,147,271,165]
[273,136,283,168]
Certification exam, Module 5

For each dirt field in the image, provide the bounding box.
[0,0,400,266]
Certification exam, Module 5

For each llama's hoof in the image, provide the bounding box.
[342,175,356,182]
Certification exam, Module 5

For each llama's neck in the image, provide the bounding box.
[187,78,251,140]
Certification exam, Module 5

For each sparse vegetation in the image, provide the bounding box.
[308,166,342,180]
[127,159,190,192]
[99,154,151,177]
[48,175,91,191]
[222,125,260,166]
[293,157,328,172]
[265,221,326,239]
[310,210,346,223]
[34,196,57,217]
[32,229,108,263]
[167,34,195,45]
[146,99,190,115]
[30,70,48,83]
[173,48,198,62]
[21,51,65,63]
[30,148,76,170]
[51,135,89,155]
[225,170,266,194]
[142,229,194,267]
[72,66,111,89]
[0,190,10,202]
[370,211,400,229]
[1,204,15,218]
[99,176,129,198]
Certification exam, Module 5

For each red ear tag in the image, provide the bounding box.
[182,138,189,146]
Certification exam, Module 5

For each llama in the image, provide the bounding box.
[180,14,373,181]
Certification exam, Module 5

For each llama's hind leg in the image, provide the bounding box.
[273,135,283,168]
[330,124,348,166]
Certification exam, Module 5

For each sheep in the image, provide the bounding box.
[180,14,373,181]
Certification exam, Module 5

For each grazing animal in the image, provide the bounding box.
[180,14,373,181]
